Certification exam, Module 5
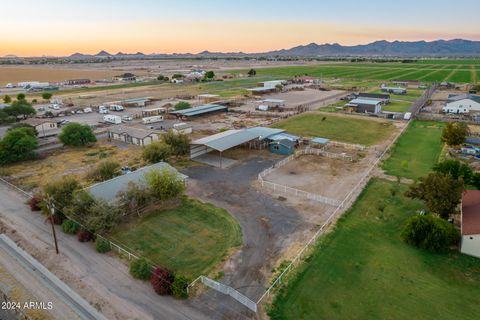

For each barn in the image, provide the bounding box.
[461,190,480,258]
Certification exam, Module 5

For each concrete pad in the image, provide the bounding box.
[193,153,238,168]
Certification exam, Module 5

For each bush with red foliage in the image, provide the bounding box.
[76,229,94,242]
[150,267,174,295]
[28,196,42,211]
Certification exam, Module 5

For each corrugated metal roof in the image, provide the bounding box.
[262,99,285,103]
[170,104,227,116]
[87,162,187,203]
[311,137,330,144]
[268,133,300,142]
[193,129,259,152]
[348,98,382,106]
[245,127,285,140]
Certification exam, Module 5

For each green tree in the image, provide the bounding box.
[144,168,185,200]
[171,275,190,299]
[16,93,26,101]
[58,122,97,146]
[162,129,190,156]
[247,69,256,77]
[204,71,215,80]
[117,181,153,214]
[157,75,165,81]
[4,100,36,120]
[84,199,120,233]
[0,127,37,165]
[95,238,111,253]
[130,258,152,280]
[401,214,459,251]
[42,92,53,100]
[441,122,469,146]
[86,160,120,182]
[174,102,191,111]
[61,220,79,234]
[3,95,11,104]
[433,159,474,183]
[142,141,172,163]
[406,172,464,219]
[7,123,38,136]
[43,176,82,211]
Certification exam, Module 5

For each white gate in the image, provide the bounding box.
[200,276,257,313]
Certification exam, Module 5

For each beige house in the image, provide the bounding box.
[460,190,480,258]
[22,118,59,138]
[108,126,159,146]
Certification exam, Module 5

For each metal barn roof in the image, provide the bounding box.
[170,104,227,117]
[245,127,285,140]
[347,98,382,106]
[268,133,300,142]
[87,162,187,202]
[192,129,259,152]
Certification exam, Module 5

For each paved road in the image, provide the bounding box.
[0,181,210,320]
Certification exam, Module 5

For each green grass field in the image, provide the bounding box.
[109,198,242,278]
[382,121,445,180]
[236,61,479,83]
[382,100,412,112]
[271,113,395,146]
[269,179,480,320]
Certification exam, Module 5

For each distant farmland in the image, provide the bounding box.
[244,61,479,83]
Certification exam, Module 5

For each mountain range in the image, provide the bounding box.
[25,39,480,60]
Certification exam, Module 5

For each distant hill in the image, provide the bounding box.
[264,39,480,57]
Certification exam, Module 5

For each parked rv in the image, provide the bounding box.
[99,106,109,114]
[103,114,122,124]
[142,115,164,124]
[109,104,124,112]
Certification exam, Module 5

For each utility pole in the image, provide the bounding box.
[47,197,60,254]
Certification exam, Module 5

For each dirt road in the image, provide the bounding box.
[0,182,210,320]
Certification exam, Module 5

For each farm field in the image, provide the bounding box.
[370,88,424,101]
[109,198,242,278]
[382,121,445,180]
[238,62,479,83]
[271,113,395,146]
[269,179,480,320]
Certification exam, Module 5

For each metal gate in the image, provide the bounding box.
[200,276,257,313]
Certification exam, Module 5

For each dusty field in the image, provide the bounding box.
[0,66,121,85]
[264,153,373,201]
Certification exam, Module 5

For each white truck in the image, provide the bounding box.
[142,115,164,124]
[109,104,124,112]
[98,106,109,114]
[103,114,122,125]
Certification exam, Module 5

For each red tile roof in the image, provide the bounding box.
[462,190,480,235]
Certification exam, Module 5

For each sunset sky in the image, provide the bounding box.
[1,0,479,56]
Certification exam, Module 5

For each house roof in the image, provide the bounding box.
[22,118,56,126]
[358,93,390,100]
[108,126,157,139]
[247,87,276,92]
[170,104,227,117]
[466,137,480,145]
[447,94,480,104]
[462,190,480,235]
[87,162,187,203]
[198,94,219,98]
[261,99,285,104]
[245,127,285,140]
[192,129,259,152]
[268,132,300,142]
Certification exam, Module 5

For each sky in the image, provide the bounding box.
[1,0,480,56]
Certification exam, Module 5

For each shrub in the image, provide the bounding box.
[151,267,174,295]
[171,275,190,299]
[58,122,97,147]
[162,129,190,156]
[174,102,191,111]
[86,160,120,182]
[95,238,111,253]
[142,141,172,163]
[77,228,94,242]
[401,214,459,251]
[144,168,185,200]
[28,196,43,211]
[61,220,79,234]
[48,214,64,225]
[43,176,82,211]
[130,258,152,280]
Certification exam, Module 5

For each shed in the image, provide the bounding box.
[345,98,382,114]
[311,137,330,146]
[268,132,300,142]
[270,139,295,155]
[87,162,187,203]
[170,104,227,118]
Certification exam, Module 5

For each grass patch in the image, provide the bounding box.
[269,179,480,320]
[382,120,445,179]
[382,100,412,112]
[109,198,242,278]
[271,113,394,146]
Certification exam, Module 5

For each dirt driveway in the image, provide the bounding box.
[183,152,318,318]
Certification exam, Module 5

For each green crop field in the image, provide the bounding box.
[382,121,445,180]
[237,61,479,84]
[271,113,395,146]
[269,179,480,320]
[109,198,242,278]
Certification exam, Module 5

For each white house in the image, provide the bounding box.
[460,190,480,258]
[108,126,159,146]
[22,118,59,138]
[443,94,480,114]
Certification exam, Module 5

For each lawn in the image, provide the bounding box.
[109,197,242,278]
[382,100,412,112]
[271,113,395,146]
[382,121,445,180]
[369,88,425,101]
[269,179,480,320]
